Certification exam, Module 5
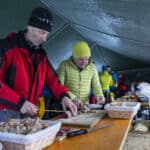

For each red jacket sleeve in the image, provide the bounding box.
[45,60,69,101]
[0,81,25,109]
[0,42,25,110]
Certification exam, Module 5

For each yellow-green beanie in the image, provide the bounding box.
[72,41,91,58]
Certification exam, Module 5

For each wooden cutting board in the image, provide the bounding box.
[59,110,106,127]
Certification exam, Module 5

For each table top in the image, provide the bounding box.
[44,117,132,150]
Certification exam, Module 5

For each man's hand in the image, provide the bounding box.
[96,95,105,104]
[72,99,83,109]
[20,101,37,115]
[61,97,77,116]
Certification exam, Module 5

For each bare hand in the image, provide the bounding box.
[20,101,37,115]
[72,99,83,109]
[61,97,77,116]
[96,95,105,104]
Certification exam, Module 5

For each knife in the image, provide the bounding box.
[66,124,112,137]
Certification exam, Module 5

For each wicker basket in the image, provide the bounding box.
[0,120,61,150]
[105,102,140,119]
[107,110,133,119]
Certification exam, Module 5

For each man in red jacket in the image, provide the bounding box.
[0,7,77,121]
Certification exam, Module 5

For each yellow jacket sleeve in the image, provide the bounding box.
[92,65,103,97]
[58,62,76,100]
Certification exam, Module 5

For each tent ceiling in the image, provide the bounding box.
[41,0,150,64]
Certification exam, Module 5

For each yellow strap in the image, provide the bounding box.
[37,97,45,119]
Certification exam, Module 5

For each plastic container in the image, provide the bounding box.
[88,104,103,109]
[0,142,2,150]
[104,102,140,119]
[0,120,61,150]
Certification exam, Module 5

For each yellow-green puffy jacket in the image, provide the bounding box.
[58,57,103,103]
[99,71,113,91]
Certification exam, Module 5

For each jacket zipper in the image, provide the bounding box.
[78,71,81,99]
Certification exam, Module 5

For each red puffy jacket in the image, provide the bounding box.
[0,31,69,111]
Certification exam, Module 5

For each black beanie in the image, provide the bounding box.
[28,7,53,32]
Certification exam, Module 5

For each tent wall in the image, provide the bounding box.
[41,0,150,64]
[45,26,148,71]
[0,0,43,38]
[0,0,149,74]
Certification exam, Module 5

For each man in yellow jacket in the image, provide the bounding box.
[99,66,113,103]
[58,41,105,105]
